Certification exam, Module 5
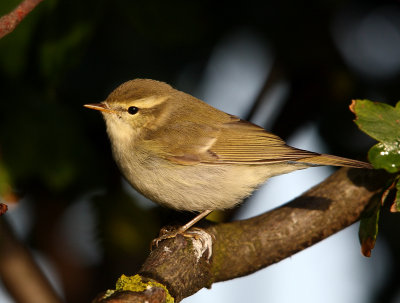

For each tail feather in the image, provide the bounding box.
[299,154,373,169]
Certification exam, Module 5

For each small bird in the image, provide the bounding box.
[85,79,372,242]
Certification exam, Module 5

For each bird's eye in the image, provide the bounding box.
[127,106,139,115]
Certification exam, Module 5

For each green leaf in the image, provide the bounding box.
[368,142,400,173]
[351,100,400,143]
[0,160,11,197]
[359,195,381,257]
[351,100,400,173]
[0,160,17,203]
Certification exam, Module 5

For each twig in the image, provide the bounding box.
[0,203,8,215]
[0,218,62,303]
[0,0,43,39]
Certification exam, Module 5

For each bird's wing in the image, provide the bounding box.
[158,115,319,165]
[205,117,319,164]
[207,117,372,168]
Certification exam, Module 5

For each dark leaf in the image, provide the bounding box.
[359,195,381,257]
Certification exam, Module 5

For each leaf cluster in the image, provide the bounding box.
[351,99,400,256]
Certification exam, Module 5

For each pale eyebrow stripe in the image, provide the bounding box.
[129,95,169,109]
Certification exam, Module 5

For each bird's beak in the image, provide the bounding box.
[84,103,117,114]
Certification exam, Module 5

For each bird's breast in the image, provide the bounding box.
[111,143,287,211]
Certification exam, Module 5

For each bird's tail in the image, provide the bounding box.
[299,154,373,169]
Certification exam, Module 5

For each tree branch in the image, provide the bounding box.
[0,218,62,303]
[94,167,387,302]
[0,0,43,39]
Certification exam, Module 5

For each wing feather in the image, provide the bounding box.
[150,115,370,168]
[206,118,319,164]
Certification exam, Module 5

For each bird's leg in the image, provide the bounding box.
[178,209,213,233]
[151,209,213,248]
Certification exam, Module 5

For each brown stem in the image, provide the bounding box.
[0,218,62,303]
[0,203,8,215]
[0,0,43,39]
[94,167,387,302]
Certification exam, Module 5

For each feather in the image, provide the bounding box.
[161,116,371,168]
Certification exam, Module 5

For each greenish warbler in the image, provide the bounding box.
[85,79,372,241]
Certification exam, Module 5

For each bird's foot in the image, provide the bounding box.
[151,225,183,248]
[151,227,214,259]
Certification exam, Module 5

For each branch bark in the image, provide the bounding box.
[94,167,387,302]
[0,0,43,39]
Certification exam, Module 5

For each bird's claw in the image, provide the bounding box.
[150,226,210,250]
[151,226,182,249]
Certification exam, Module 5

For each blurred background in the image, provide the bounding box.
[0,0,400,302]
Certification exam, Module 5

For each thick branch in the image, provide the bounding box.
[0,0,43,39]
[95,167,387,302]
